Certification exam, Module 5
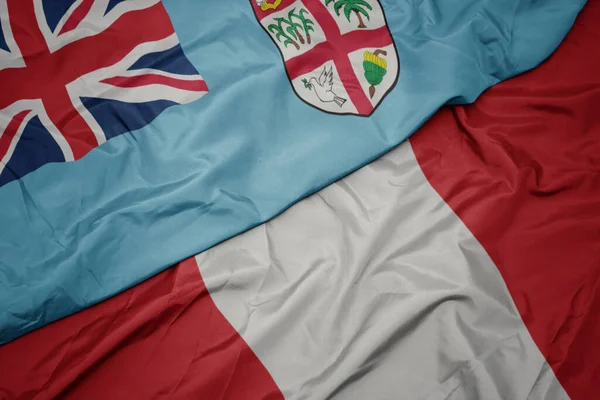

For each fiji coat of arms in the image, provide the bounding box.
[251,0,399,116]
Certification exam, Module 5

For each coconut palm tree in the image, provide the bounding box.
[325,0,373,29]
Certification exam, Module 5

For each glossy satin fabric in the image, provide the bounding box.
[0,143,570,400]
[411,2,600,397]
[1,3,598,396]
[0,141,572,400]
[0,0,587,345]
[0,258,285,400]
[196,141,568,399]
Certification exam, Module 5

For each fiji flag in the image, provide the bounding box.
[0,0,588,351]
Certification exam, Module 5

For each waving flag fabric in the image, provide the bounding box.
[0,0,587,344]
[0,1,598,396]
[0,0,207,186]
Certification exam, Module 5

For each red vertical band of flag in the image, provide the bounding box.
[0,258,283,400]
[411,2,600,398]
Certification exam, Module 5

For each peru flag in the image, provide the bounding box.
[0,1,598,398]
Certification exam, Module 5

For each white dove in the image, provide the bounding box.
[306,66,347,107]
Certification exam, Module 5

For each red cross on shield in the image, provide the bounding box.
[250,0,399,116]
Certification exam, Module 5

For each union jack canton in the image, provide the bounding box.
[0,0,208,187]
